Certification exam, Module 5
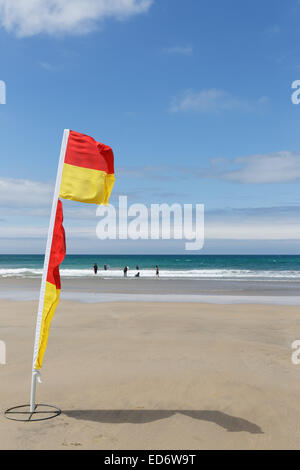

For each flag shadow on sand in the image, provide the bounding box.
[63,410,263,434]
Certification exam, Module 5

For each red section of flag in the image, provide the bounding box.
[64,130,115,174]
[46,200,66,289]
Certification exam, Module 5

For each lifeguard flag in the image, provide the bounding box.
[59,130,115,204]
[34,200,66,370]
[34,130,115,371]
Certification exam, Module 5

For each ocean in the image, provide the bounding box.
[1,254,300,280]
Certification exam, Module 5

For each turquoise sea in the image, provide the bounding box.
[1,254,300,280]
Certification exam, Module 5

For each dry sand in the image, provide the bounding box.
[1,298,300,450]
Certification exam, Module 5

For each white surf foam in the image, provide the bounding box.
[1,267,300,280]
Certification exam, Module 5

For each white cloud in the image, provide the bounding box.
[221,151,300,184]
[0,226,48,238]
[2,175,300,247]
[265,24,280,36]
[205,205,300,240]
[0,0,153,37]
[186,151,300,184]
[206,222,300,240]
[39,61,55,71]
[106,151,300,185]
[0,225,97,238]
[0,177,53,208]
[0,177,107,220]
[170,89,268,113]
[162,45,193,56]
[3,216,300,241]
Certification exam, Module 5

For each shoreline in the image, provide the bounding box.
[1,277,300,305]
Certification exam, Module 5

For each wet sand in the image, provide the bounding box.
[1,277,300,303]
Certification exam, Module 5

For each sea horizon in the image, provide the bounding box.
[1,254,300,281]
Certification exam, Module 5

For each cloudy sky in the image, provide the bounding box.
[1,0,300,254]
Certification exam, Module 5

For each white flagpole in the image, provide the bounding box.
[30,129,70,413]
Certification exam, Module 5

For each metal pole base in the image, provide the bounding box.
[4,404,61,422]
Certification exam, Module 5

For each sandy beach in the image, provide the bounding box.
[1,293,300,450]
[2,0,300,453]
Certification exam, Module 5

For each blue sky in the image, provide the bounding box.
[1,0,300,254]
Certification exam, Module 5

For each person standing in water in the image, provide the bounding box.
[155,265,159,278]
[123,266,128,278]
[93,263,98,275]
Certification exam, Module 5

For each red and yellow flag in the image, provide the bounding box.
[35,200,66,370]
[59,130,115,205]
[34,130,115,371]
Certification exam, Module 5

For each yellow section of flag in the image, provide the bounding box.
[35,283,61,370]
[59,163,115,205]
[58,129,115,206]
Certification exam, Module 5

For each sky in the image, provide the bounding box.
[1,0,300,254]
